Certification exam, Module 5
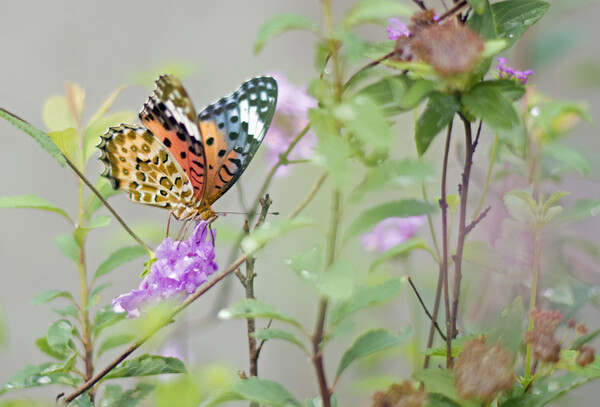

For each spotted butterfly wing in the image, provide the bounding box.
[98,75,278,220]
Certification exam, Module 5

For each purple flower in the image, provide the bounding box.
[265,72,317,177]
[497,57,533,85]
[113,221,218,318]
[387,18,411,40]
[361,216,427,253]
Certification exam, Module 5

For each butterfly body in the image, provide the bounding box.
[98,75,277,220]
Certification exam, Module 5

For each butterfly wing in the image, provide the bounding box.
[139,75,207,198]
[97,124,194,208]
[198,76,277,205]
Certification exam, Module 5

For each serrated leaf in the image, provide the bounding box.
[254,13,318,53]
[415,93,460,156]
[84,110,135,161]
[72,393,94,407]
[344,200,437,241]
[93,307,126,337]
[461,82,520,131]
[412,369,458,403]
[487,297,523,355]
[41,351,78,374]
[94,246,147,280]
[370,238,434,272]
[342,0,411,28]
[462,240,507,274]
[0,194,71,222]
[48,128,78,161]
[241,218,316,255]
[99,383,155,407]
[253,328,307,351]
[503,191,535,224]
[319,259,354,300]
[35,336,69,360]
[47,320,74,354]
[219,299,301,327]
[97,333,136,358]
[42,95,76,131]
[334,95,393,151]
[544,143,588,177]
[328,279,403,328]
[0,363,77,394]
[493,0,549,49]
[104,355,186,379]
[199,377,301,407]
[32,289,75,306]
[0,107,66,166]
[336,328,410,378]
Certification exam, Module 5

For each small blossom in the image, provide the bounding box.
[576,345,595,367]
[454,337,515,402]
[497,57,534,84]
[362,216,427,253]
[370,381,427,407]
[113,221,218,318]
[387,18,411,40]
[264,72,317,177]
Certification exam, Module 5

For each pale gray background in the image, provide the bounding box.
[1,1,599,406]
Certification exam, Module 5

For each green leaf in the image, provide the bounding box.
[199,377,301,407]
[241,217,316,255]
[99,383,155,407]
[287,245,324,276]
[342,0,410,28]
[336,328,410,378]
[89,282,112,298]
[93,307,126,337]
[97,333,137,358]
[468,0,496,39]
[72,393,94,407]
[105,355,186,379]
[0,194,70,222]
[0,107,66,167]
[54,304,79,319]
[35,336,69,360]
[461,81,521,131]
[344,200,437,241]
[487,297,523,355]
[462,240,508,274]
[572,329,600,350]
[47,320,74,354]
[319,259,355,300]
[412,369,458,403]
[503,190,536,224]
[543,284,573,306]
[493,0,549,49]
[48,128,78,161]
[42,351,78,374]
[370,238,434,272]
[466,0,487,13]
[253,328,307,351]
[351,159,435,203]
[32,289,75,306]
[42,95,76,131]
[87,177,121,217]
[84,110,135,161]
[54,233,80,263]
[219,299,301,328]
[543,143,588,177]
[311,109,350,189]
[94,246,147,280]
[328,279,403,328]
[254,13,318,53]
[334,95,393,151]
[0,363,78,394]
[415,93,460,156]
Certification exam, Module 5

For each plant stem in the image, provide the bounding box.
[524,231,542,383]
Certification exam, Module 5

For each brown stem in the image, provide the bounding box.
[423,263,445,369]
[439,0,468,22]
[412,0,428,11]
[440,121,453,368]
[313,298,331,406]
[449,117,474,355]
[62,253,249,404]
[408,277,446,341]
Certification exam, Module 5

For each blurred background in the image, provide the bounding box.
[1,1,599,405]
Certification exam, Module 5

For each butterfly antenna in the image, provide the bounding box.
[214,211,280,217]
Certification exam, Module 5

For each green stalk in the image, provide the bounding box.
[524,231,542,383]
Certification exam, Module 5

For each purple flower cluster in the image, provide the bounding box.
[497,57,534,85]
[113,221,218,318]
[387,18,411,40]
[264,72,317,177]
[361,216,427,253]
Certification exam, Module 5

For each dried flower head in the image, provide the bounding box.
[453,337,515,402]
[113,221,218,318]
[412,22,484,76]
[575,322,589,336]
[523,308,563,363]
[576,345,595,367]
[370,381,427,407]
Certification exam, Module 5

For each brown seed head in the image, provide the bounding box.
[576,322,589,336]
[576,346,595,367]
[370,381,427,407]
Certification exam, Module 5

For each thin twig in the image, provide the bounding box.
[287,173,327,220]
[464,205,491,235]
[412,0,428,11]
[62,253,249,404]
[438,0,468,22]
[408,277,446,341]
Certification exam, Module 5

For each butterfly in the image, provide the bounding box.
[98,75,278,221]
